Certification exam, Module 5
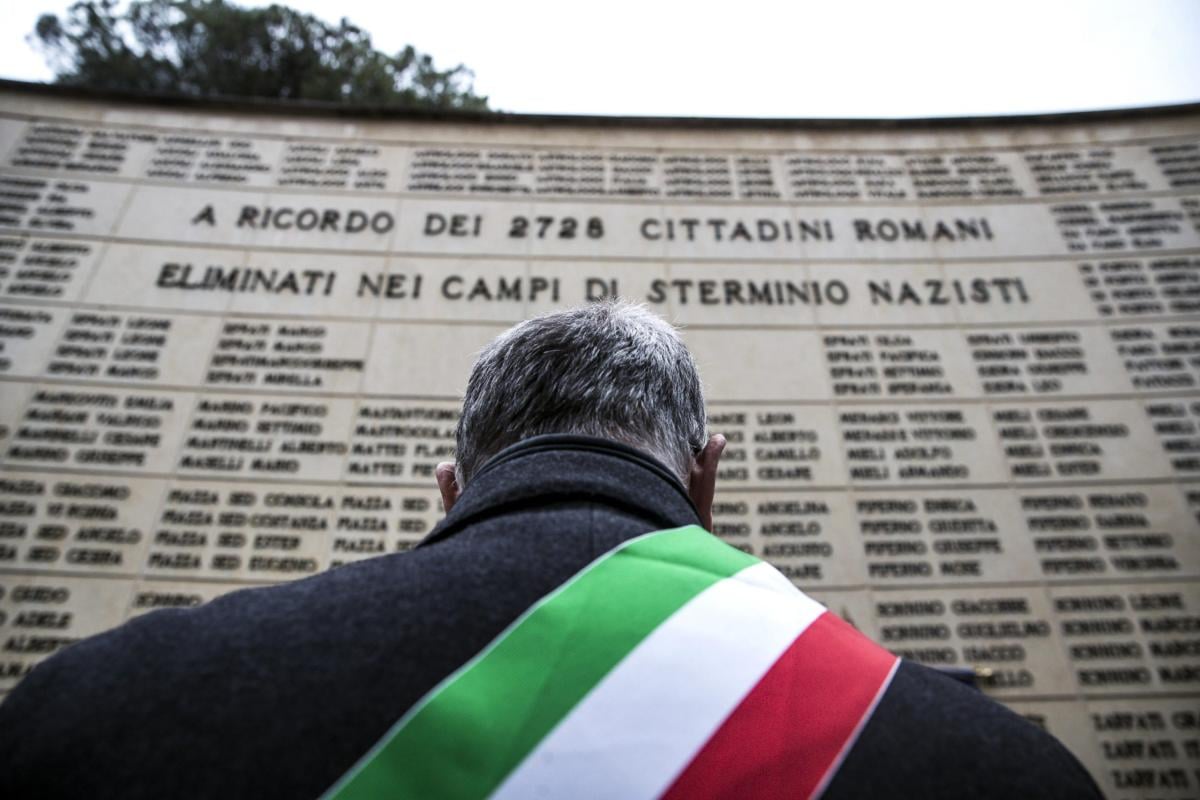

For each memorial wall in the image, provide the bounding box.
[0,80,1197,795]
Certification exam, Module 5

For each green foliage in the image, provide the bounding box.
[31,0,489,110]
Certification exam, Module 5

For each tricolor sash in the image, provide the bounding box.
[324,525,899,799]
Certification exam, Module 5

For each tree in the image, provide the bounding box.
[31,0,489,110]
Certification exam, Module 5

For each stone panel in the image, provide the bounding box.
[0,87,1198,795]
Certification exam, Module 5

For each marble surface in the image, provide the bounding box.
[0,87,1198,798]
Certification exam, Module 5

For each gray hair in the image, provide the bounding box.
[455,301,707,486]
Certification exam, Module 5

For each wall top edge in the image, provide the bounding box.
[2,78,1198,131]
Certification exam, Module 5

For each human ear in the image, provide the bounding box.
[435,462,461,514]
[688,434,725,532]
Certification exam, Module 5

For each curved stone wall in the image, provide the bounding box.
[0,84,1197,796]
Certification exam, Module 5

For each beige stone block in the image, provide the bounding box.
[1108,321,1200,395]
[710,488,862,588]
[108,137,160,182]
[945,261,1101,324]
[91,127,288,187]
[839,404,1009,486]
[0,573,134,692]
[394,198,533,258]
[1050,583,1164,698]
[1087,254,1200,320]
[1114,143,1177,193]
[357,257,436,321]
[818,327,978,401]
[0,381,34,454]
[866,584,1075,698]
[1050,196,1200,255]
[1125,582,1200,697]
[178,394,356,482]
[147,315,224,386]
[344,399,457,486]
[1017,484,1199,583]
[364,322,503,397]
[0,474,54,570]
[377,258,532,323]
[3,385,193,475]
[529,201,667,261]
[0,305,67,379]
[1155,197,1200,250]
[961,324,1133,399]
[724,403,846,486]
[86,243,239,313]
[953,149,1040,198]
[1022,141,1176,196]
[1,120,165,182]
[1,236,105,304]
[1143,398,1200,479]
[38,310,221,388]
[892,329,980,400]
[528,260,666,318]
[799,205,939,261]
[331,142,409,194]
[810,261,957,327]
[118,186,400,253]
[140,479,241,580]
[105,389,196,474]
[332,486,443,566]
[683,328,829,402]
[205,318,372,396]
[651,203,815,262]
[232,191,401,252]
[661,261,818,327]
[850,488,1038,586]
[117,185,266,246]
[0,119,25,164]
[143,478,336,581]
[1,178,132,238]
[1083,696,1200,798]
[996,399,1175,483]
[1049,581,1200,698]
[33,474,163,577]
[220,251,384,319]
[935,203,1070,259]
[185,137,285,188]
[783,151,913,204]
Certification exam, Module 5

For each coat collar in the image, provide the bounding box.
[420,434,701,547]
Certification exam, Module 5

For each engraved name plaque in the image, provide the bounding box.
[0,83,1197,797]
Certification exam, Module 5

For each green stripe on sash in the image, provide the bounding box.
[324,524,756,800]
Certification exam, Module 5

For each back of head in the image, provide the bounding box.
[455,301,707,486]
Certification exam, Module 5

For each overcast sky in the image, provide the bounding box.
[2,0,1198,118]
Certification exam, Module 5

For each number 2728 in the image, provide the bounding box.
[508,216,604,239]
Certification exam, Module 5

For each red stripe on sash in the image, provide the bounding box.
[660,612,898,800]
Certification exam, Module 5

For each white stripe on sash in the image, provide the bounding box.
[490,561,825,800]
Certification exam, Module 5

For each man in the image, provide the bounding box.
[0,302,1099,798]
